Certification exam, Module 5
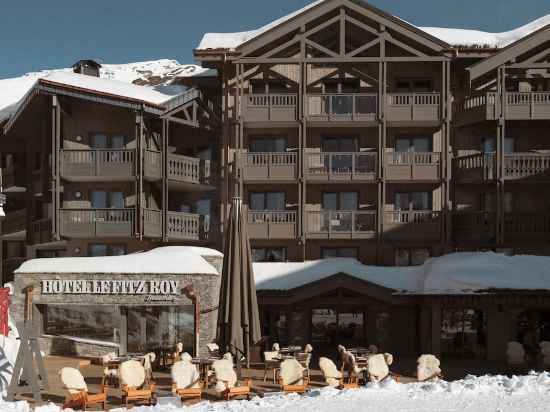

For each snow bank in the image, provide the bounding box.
[0,59,214,123]
[2,373,550,411]
[197,0,550,50]
[15,246,221,275]
[254,252,550,295]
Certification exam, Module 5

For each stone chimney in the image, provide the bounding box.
[72,59,102,77]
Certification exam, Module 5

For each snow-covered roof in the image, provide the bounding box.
[0,59,211,124]
[15,246,221,275]
[254,252,550,295]
[197,0,550,51]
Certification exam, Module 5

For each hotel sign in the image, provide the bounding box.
[41,279,180,295]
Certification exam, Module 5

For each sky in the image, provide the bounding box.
[1,0,549,79]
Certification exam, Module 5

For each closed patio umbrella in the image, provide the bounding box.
[217,197,262,369]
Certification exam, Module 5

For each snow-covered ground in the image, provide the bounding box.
[1,373,550,411]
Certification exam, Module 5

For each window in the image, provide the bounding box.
[250,137,287,153]
[252,247,287,262]
[249,192,285,210]
[91,191,124,209]
[91,133,125,149]
[482,192,514,213]
[481,137,515,153]
[322,248,358,259]
[195,199,211,216]
[250,80,289,94]
[395,79,432,93]
[395,248,430,266]
[323,192,358,210]
[43,305,120,343]
[395,136,432,153]
[395,192,431,211]
[88,244,126,257]
[322,137,358,152]
[441,309,486,359]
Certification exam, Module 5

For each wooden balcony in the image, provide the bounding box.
[455,92,550,124]
[241,94,298,123]
[385,152,441,181]
[167,212,210,241]
[384,210,441,240]
[167,154,214,190]
[60,208,135,238]
[306,94,377,122]
[241,152,297,182]
[144,150,162,180]
[386,93,441,123]
[305,152,377,182]
[453,211,496,243]
[504,213,550,240]
[247,211,297,239]
[143,209,162,238]
[306,210,376,239]
[60,149,136,181]
[454,153,550,182]
[3,209,26,235]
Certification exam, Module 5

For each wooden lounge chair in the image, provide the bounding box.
[143,352,156,385]
[366,353,399,383]
[340,350,364,387]
[296,344,313,381]
[101,352,118,387]
[417,354,442,382]
[319,357,348,388]
[212,355,252,400]
[171,360,203,402]
[119,359,156,407]
[279,358,309,394]
[60,367,107,411]
[263,351,281,383]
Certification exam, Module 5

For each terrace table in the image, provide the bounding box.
[279,346,303,356]
[191,357,217,384]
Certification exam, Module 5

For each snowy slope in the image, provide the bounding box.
[197,0,550,50]
[0,59,214,123]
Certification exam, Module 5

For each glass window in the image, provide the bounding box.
[252,247,287,262]
[250,137,287,153]
[322,248,358,259]
[311,309,337,344]
[88,244,126,257]
[91,133,108,148]
[322,137,357,152]
[395,137,431,152]
[395,192,431,211]
[43,305,120,343]
[91,191,124,209]
[250,80,266,94]
[441,309,486,359]
[195,199,211,216]
[111,136,125,149]
[395,248,430,266]
[91,191,107,208]
[249,192,285,210]
[323,192,358,210]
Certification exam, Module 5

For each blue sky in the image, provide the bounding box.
[1,0,549,79]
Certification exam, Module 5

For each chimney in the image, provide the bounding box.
[72,59,102,77]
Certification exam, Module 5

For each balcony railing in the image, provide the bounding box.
[454,153,496,181]
[306,152,377,181]
[3,209,26,235]
[168,154,213,186]
[60,149,135,180]
[384,210,441,239]
[387,93,441,122]
[307,210,376,239]
[504,153,550,180]
[241,94,297,122]
[143,209,162,238]
[167,212,210,241]
[247,210,297,239]
[453,211,496,242]
[385,152,441,180]
[144,150,162,180]
[504,213,550,239]
[307,94,377,121]
[60,208,135,238]
[241,152,297,181]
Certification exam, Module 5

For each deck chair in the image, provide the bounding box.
[279,358,309,394]
[119,359,156,407]
[171,360,203,402]
[172,342,184,363]
[366,353,398,383]
[417,354,442,382]
[319,357,343,388]
[263,351,281,383]
[143,352,156,384]
[340,351,362,388]
[212,357,251,400]
[507,341,528,372]
[295,345,313,381]
[60,367,107,411]
[101,352,118,387]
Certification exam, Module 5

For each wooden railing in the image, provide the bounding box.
[454,92,497,113]
[385,210,441,225]
[241,152,297,166]
[144,150,162,179]
[305,152,377,176]
[507,92,550,105]
[167,212,209,241]
[246,94,297,108]
[388,93,440,106]
[247,211,297,224]
[60,208,135,238]
[307,94,377,117]
[168,154,212,185]
[385,152,441,165]
[3,209,26,234]
[61,149,135,177]
[453,211,496,238]
[454,153,496,180]
[307,210,376,234]
[143,209,162,238]
[504,153,550,179]
[504,213,550,236]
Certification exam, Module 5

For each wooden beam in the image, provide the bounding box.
[347,37,380,57]
[259,35,301,59]
[345,14,379,36]
[523,47,550,64]
[383,32,427,57]
[236,56,448,64]
[339,8,346,56]
[305,39,340,57]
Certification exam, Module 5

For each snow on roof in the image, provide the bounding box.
[254,252,550,295]
[0,59,209,123]
[15,246,220,275]
[197,0,550,51]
